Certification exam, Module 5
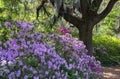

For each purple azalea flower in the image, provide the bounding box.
[33,76,39,79]
[1,60,7,66]
[4,21,12,28]
[0,24,2,27]
[16,70,21,77]
[21,22,28,29]
[24,75,28,79]
[45,71,49,75]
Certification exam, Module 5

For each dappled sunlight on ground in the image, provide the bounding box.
[103,72,118,78]
[102,66,120,79]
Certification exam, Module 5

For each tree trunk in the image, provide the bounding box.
[78,24,93,55]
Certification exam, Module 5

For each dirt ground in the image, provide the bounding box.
[102,66,120,79]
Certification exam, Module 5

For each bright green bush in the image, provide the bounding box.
[93,35,120,66]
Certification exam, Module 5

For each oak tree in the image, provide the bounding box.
[36,0,119,55]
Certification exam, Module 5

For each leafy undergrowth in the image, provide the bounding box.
[93,35,120,66]
[0,21,102,79]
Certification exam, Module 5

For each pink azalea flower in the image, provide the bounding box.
[56,26,71,34]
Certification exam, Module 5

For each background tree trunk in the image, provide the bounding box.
[79,24,93,55]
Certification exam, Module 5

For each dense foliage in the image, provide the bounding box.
[93,35,120,66]
[0,21,102,79]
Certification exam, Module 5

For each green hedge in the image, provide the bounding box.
[93,35,120,66]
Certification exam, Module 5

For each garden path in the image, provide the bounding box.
[102,66,120,79]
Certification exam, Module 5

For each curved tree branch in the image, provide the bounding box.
[43,6,50,16]
[92,0,118,26]
[36,0,47,19]
[61,13,83,29]
[58,4,83,29]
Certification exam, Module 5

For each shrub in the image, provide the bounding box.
[93,35,120,66]
[0,21,102,79]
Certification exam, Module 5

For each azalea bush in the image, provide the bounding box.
[0,21,102,79]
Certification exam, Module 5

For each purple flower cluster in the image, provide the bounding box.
[4,22,13,28]
[15,20,34,30]
[0,21,103,79]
